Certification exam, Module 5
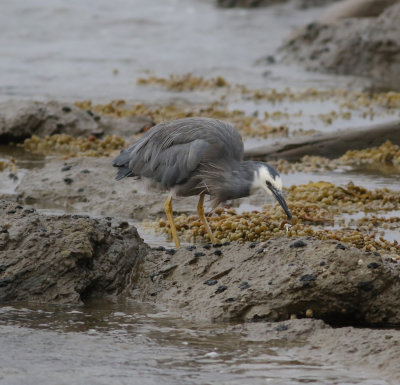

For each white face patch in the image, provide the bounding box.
[251,165,282,194]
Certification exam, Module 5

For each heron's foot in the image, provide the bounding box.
[197,194,216,244]
[164,195,180,248]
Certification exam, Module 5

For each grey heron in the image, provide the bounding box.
[113,117,292,247]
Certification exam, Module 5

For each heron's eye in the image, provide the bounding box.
[266,181,272,188]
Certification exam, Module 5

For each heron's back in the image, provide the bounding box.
[113,117,244,191]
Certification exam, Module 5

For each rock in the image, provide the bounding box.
[132,237,400,326]
[0,200,149,304]
[0,100,153,144]
[280,2,400,91]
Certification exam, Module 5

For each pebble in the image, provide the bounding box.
[165,249,176,255]
[204,279,218,286]
[215,285,227,294]
[367,262,380,269]
[300,274,316,284]
[61,165,72,172]
[63,177,74,185]
[275,324,288,331]
[186,245,196,251]
[214,250,222,256]
[194,252,205,258]
[239,281,250,290]
[290,240,307,248]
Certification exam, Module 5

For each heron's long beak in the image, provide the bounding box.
[269,186,292,220]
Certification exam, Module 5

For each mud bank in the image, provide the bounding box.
[0,200,149,304]
[132,238,400,326]
[235,318,400,384]
[13,157,199,220]
[280,2,400,91]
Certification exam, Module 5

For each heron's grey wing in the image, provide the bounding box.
[130,138,210,188]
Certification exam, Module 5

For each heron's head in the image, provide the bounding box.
[252,163,292,220]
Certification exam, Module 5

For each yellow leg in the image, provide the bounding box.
[164,195,180,248]
[197,193,216,243]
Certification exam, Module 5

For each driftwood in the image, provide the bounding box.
[244,120,400,161]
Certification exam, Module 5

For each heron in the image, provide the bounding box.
[113,117,292,247]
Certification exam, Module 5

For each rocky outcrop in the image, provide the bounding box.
[0,100,153,143]
[0,200,149,304]
[132,238,400,326]
[280,2,400,90]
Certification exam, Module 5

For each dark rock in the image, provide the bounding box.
[249,242,259,248]
[367,262,380,269]
[203,244,211,250]
[239,281,250,290]
[225,297,235,302]
[275,324,289,331]
[215,285,228,294]
[153,246,165,251]
[290,240,308,248]
[186,245,196,251]
[335,243,346,250]
[165,249,176,256]
[300,274,316,285]
[61,165,72,172]
[63,177,73,185]
[213,243,222,248]
[358,281,374,292]
[214,250,223,256]
[204,279,218,286]
[0,200,149,304]
[194,252,205,258]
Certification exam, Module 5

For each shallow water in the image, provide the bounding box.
[0,300,390,385]
[0,0,361,104]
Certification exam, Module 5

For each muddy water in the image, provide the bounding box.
[1,0,355,103]
[0,300,390,385]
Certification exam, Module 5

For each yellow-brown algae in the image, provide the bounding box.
[136,73,230,91]
[19,134,126,157]
[0,158,17,173]
[151,182,400,258]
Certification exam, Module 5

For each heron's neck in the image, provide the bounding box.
[215,161,257,202]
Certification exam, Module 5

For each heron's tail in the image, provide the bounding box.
[113,150,133,180]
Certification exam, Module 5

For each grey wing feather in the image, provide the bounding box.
[112,117,244,188]
[134,139,209,188]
